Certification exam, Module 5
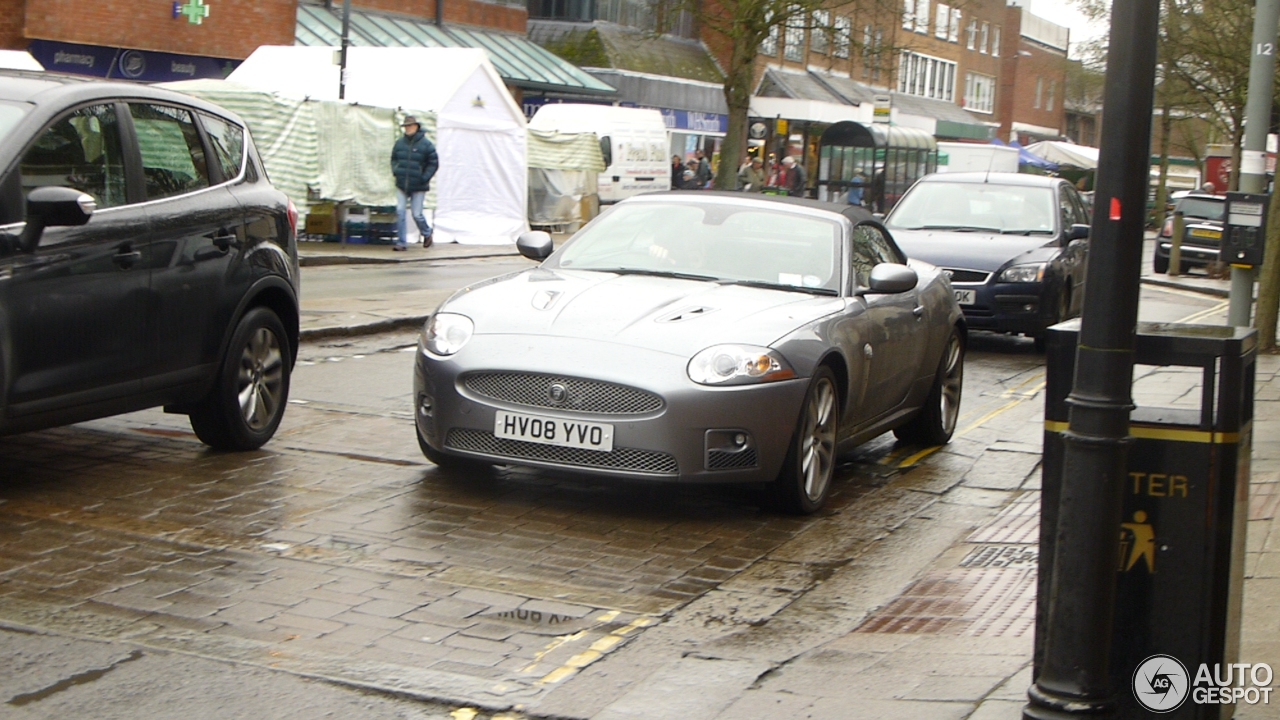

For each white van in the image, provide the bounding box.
[937,142,1019,174]
[528,104,670,203]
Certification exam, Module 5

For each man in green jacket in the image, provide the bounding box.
[390,116,438,250]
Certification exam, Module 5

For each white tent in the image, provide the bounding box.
[1025,141,1100,170]
[229,46,527,245]
[0,50,43,71]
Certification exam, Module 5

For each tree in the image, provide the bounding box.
[687,0,909,190]
[692,0,826,190]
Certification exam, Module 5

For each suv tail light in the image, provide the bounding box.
[286,200,298,239]
[1160,217,1173,238]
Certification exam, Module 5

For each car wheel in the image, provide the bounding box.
[894,328,964,446]
[416,424,491,472]
[189,307,291,451]
[1153,251,1169,274]
[772,366,840,515]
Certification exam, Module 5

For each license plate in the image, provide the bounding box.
[954,289,976,305]
[494,411,614,452]
[1189,228,1221,239]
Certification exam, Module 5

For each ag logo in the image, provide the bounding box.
[1134,654,1190,712]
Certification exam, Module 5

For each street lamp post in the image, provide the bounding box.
[1023,0,1161,717]
[338,0,351,100]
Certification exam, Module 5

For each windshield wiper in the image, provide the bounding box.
[1000,229,1056,235]
[718,279,837,295]
[906,224,1004,233]
[592,268,722,282]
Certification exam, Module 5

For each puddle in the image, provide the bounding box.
[7,650,144,706]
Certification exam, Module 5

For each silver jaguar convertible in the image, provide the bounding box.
[413,193,965,513]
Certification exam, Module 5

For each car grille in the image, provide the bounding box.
[707,447,758,470]
[463,372,664,415]
[445,428,679,475]
[944,268,990,284]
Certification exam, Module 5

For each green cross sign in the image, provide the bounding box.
[178,0,210,25]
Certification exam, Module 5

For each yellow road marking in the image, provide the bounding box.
[1176,300,1229,324]
[535,615,660,684]
[898,445,942,467]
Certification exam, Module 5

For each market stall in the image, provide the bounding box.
[227,46,527,245]
[526,129,606,232]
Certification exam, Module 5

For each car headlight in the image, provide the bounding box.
[423,313,474,356]
[688,345,796,385]
[998,263,1046,283]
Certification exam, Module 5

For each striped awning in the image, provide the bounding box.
[295,4,615,97]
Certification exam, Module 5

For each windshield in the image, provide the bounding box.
[887,181,1058,235]
[551,201,842,293]
[1176,197,1225,221]
[0,101,31,145]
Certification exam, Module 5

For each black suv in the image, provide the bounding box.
[0,70,299,449]
[1153,193,1225,274]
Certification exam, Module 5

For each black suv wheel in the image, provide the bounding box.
[190,307,292,451]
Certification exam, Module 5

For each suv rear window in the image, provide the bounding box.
[1176,196,1224,221]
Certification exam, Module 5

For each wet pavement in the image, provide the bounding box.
[1,245,1276,718]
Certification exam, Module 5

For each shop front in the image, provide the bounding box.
[26,39,239,83]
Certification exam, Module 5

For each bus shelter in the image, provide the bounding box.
[815,122,937,213]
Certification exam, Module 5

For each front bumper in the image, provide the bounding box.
[413,334,811,484]
[953,282,1053,335]
[1154,238,1220,267]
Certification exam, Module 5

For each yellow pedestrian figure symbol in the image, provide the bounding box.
[1119,511,1156,572]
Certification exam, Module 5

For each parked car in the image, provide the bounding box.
[0,70,300,449]
[414,192,966,513]
[883,172,1091,351]
[1153,192,1225,274]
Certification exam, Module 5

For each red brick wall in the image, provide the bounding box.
[998,6,1067,141]
[23,0,296,60]
[0,0,26,49]
[357,0,527,33]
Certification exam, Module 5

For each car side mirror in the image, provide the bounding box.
[18,186,96,252]
[862,263,918,294]
[1067,223,1089,241]
[516,230,554,260]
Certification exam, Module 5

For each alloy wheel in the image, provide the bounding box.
[237,327,284,430]
[800,376,838,502]
[939,333,963,437]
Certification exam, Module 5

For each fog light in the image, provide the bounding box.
[705,429,758,470]
[418,394,433,417]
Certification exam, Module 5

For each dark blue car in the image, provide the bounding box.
[884,172,1091,351]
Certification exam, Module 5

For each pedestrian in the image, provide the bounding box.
[738,156,766,192]
[846,170,867,206]
[1200,181,1216,194]
[390,115,438,251]
[671,155,685,190]
[781,156,807,197]
[693,149,712,189]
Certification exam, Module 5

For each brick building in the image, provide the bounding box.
[997,2,1069,144]
[0,1,610,101]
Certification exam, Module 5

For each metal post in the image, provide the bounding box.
[1170,211,1184,276]
[1023,0,1160,717]
[338,0,351,100]
[1227,0,1279,326]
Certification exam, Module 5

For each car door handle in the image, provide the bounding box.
[113,246,141,268]
[209,229,239,252]
[913,305,925,318]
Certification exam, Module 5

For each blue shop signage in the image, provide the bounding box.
[655,109,728,134]
[28,40,238,83]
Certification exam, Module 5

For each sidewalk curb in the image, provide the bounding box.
[298,249,518,267]
[295,277,1232,343]
[1139,276,1230,298]
[300,315,430,341]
